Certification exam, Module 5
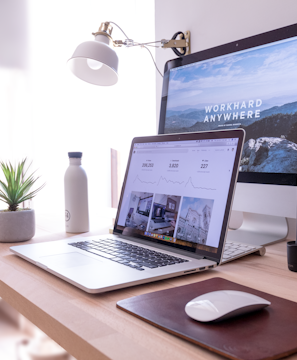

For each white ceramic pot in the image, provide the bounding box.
[0,209,35,242]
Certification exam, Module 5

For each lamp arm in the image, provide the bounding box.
[106,21,190,55]
[96,21,190,77]
[108,21,131,40]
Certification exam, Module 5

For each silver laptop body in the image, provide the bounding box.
[11,129,246,293]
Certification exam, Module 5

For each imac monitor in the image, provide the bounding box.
[137,196,152,216]
[158,23,297,245]
[166,197,177,212]
[152,204,166,220]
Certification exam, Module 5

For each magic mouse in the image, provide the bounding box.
[185,290,271,322]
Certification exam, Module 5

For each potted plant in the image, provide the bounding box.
[0,159,45,243]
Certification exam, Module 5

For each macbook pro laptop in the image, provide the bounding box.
[11,129,262,293]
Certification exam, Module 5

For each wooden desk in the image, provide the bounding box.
[0,229,297,360]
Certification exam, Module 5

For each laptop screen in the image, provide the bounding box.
[114,130,244,262]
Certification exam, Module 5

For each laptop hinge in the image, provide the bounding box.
[204,255,220,264]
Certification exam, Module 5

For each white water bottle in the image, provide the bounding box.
[64,152,89,233]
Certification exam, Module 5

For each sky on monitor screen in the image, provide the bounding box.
[167,36,297,111]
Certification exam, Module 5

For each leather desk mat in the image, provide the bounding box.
[117,277,297,360]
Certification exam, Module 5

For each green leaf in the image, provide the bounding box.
[0,159,45,210]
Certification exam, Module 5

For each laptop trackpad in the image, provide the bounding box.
[39,252,103,269]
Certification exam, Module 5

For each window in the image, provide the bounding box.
[0,1,156,223]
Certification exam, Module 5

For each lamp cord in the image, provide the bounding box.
[108,21,162,47]
[142,46,163,78]
[108,21,164,77]
[108,21,130,40]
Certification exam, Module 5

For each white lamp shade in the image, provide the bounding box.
[68,37,119,86]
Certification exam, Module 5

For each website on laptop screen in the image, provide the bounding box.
[115,137,239,254]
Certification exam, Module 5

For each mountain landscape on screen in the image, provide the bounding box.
[165,101,297,173]
[164,36,297,173]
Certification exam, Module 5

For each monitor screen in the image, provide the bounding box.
[158,23,297,186]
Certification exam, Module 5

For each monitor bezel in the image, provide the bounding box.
[158,22,297,186]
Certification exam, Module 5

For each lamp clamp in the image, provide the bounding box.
[161,31,191,56]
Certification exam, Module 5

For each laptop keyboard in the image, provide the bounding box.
[222,241,258,262]
[68,238,189,271]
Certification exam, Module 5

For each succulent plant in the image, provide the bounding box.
[0,159,45,211]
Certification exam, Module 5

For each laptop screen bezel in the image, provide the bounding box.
[113,129,245,263]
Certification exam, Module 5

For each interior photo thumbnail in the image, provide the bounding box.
[176,197,214,244]
[148,194,181,236]
[125,192,153,230]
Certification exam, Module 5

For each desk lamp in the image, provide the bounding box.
[68,21,191,86]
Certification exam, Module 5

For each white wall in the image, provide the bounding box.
[0,0,28,69]
[155,0,297,122]
[28,1,156,225]
[0,1,156,230]
[155,0,297,239]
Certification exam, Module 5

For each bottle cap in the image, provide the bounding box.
[68,152,82,158]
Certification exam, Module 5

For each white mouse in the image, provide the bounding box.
[185,290,271,322]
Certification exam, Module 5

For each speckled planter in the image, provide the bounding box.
[0,209,35,243]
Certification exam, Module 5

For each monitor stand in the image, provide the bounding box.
[227,212,288,246]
